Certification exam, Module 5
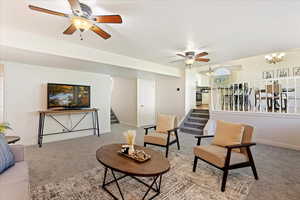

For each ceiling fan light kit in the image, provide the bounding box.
[28,0,122,40]
[175,50,210,67]
[71,16,93,31]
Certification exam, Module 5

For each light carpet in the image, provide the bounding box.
[31,153,254,200]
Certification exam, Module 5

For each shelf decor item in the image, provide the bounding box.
[277,68,289,78]
[262,70,274,79]
[293,66,300,76]
[123,130,136,155]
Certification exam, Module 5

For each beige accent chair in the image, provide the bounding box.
[144,114,180,157]
[193,121,258,192]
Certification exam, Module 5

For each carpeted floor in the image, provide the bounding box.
[26,124,300,200]
[31,153,253,200]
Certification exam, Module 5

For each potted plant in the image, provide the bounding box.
[0,122,12,135]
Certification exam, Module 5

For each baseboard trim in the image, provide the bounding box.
[256,138,300,151]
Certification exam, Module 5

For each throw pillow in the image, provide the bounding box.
[0,134,15,173]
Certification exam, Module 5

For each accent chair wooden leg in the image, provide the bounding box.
[247,147,259,180]
[221,168,229,192]
[222,149,232,192]
[165,145,169,158]
[144,143,146,147]
[175,132,180,150]
[193,156,198,172]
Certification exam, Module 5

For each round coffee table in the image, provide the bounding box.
[5,136,21,144]
[96,144,170,200]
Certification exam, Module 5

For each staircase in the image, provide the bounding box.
[110,109,119,124]
[180,109,209,135]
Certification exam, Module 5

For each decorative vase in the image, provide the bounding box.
[123,130,136,155]
[129,145,135,155]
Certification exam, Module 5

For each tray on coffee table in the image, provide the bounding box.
[118,150,151,163]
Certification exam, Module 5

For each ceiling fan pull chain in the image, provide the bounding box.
[80,33,83,41]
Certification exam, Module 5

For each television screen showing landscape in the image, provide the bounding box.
[48,84,90,108]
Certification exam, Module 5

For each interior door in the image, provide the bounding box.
[137,79,156,127]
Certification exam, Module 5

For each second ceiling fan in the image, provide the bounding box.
[29,0,123,40]
[176,51,210,66]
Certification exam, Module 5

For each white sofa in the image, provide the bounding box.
[0,145,29,200]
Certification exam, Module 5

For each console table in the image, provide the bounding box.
[38,108,100,147]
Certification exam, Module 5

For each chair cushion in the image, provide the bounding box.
[144,132,175,146]
[156,114,176,133]
[212,120,244,152]
[194,145,248,168]
[0,134,15,174]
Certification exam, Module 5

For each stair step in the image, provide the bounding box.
[184,121,206,129]
[190,113,209,118]
[193,109,209,113]
[180,127,203,135]
[188,117,208,123]
[110,109,119,124]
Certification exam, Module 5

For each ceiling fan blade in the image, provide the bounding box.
[90,25,111,39]
[168,59,184,63]
[196,52,208,58]
[63,24,77,35]
[68,0,82,15]
[28,5,68,17]
[196,58,210,62]
[93,15,122,23]
[176,53,185,58]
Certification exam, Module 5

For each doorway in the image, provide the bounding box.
[137,79,156,127]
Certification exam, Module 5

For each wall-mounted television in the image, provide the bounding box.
[47,83,90,109]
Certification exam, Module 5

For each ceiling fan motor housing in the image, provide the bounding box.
[74,3,92,18]
[185,51,196,59]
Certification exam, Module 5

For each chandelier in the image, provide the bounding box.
[265,53,285,64]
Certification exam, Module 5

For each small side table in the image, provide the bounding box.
[5,136,21,144]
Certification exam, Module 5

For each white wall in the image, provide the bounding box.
[0,64,3,122]
[196,73,210,87]
[1,28,181,77]
[2,61,112,145]
[185,69,197,114]
[210,111,300,150]
[221,50,300,82]
[156,76,185,123]
[111,77,137,126]
[112,75,186,127]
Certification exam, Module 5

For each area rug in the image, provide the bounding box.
[31,153,254,200]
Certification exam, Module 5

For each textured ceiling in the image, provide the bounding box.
[2,0,300,69]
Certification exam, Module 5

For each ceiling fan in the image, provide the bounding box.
[174,51,210,66]
[28,0,122,40]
